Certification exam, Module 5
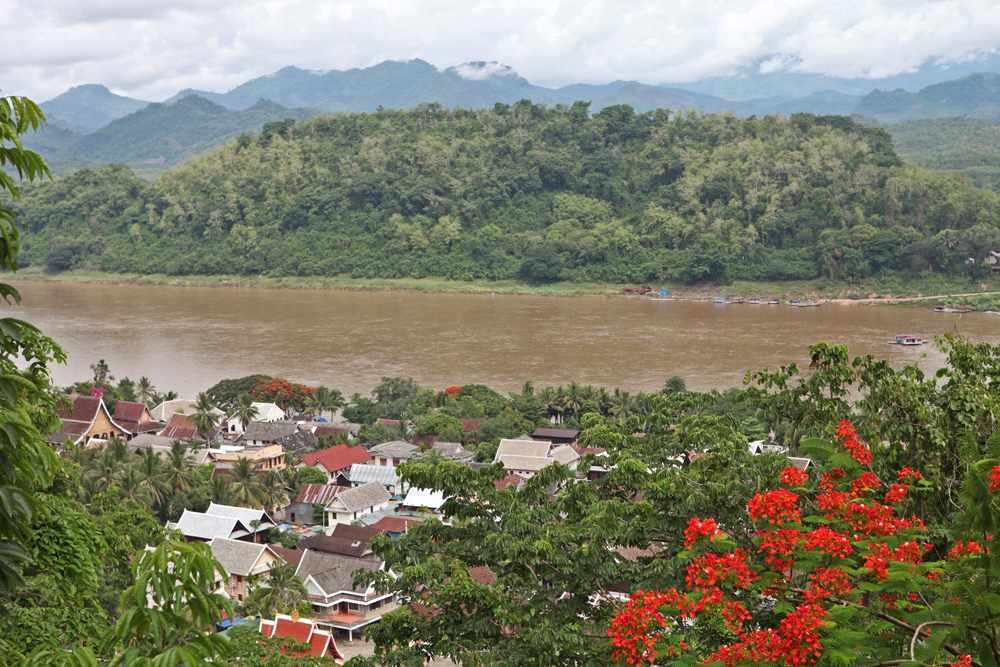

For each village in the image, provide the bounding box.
[44,369,818,664]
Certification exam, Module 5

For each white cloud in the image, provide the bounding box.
[450,62,517,80]
[1,0,999,101]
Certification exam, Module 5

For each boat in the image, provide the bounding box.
[891,334,927,346]
[713,296,729,304]
[933,304,975,313]
[747,298,763,305]
[767,299,781,305]
[730,297,745,305]
[790,300,821,308]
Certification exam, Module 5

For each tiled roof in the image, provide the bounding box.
[294,483,343,505]
[113,400,146,422]
[494,438,551,462]
[242,421,298,442]
[302,445,370,473]
[369,516,421,534]
[426,441,473,461]
[330,482,391,513]
[346,463,398,487]
[300,551,382,596]
[550,444,581,465]
[209,537,268,576]
[160,413,197,440]
[270,545,304,567]
[368,440,420,459]
[205,502,274,531]
[495,454,551,472]
[258,614,343,660]
[299,534,372,558]
[494,472,527,491]
[329,523,380,542]
[57,395,101,422]
[174,510,250,540]
[314,423,360,438]
[532,427,580,440]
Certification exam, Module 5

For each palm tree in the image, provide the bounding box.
[159,441,195,499]
[209,475,232,505]
[137,376,156,407]
[137,449,167,509]
[259,470,290,514]
[228,458,264,507]
[117,466,151,504]
[232,393,259,432]
[87,451,119,496]
[106,436,128,463]
[191,392,219,442]
[244,561,308,618]
[307,386,345,421]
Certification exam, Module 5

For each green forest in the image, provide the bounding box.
[15,103,1000,286]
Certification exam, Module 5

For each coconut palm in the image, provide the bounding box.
[117,466,151,504]
[191,392,219,442]
[136,449,167,509]
[307,386,345,421]
[159,441,195,499]
[228,458,264,507]
[106,436,129,463]
[209,475,232,505]
[137,376,156,407]
[259,470,290,514]
[87,451,119,496]
[232,393,259,432]
[244,561,308,618]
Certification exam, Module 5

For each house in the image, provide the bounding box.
[492,438,578,477]
[422,441,474,463]
[208,444,286,473]
[170,510,256,542]
[295,549,396,641]
[494,472,529,491]
[344,463,401,495]
[368,516,421,538]
[287,484,344,526]
[159,413,199,441]
[301,445,370,483]
[376,417,402,430]
[150,399,224,423]
[205,502,276,540]
[241,422,316,453]
[209,537,282,602]
[223,402,287,435]
[368,440,420,468]
[259,613,344,663]
[399,487,447,513]
[324,482,391,527]
[113,401,161,436]
[299,533,374,559]
[314,423,361,441]
[531,427,580,445]
[49,395,131,447]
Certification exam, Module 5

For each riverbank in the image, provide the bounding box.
[8,268,999,307]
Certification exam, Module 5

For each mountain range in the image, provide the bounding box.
[28,58,1000,173]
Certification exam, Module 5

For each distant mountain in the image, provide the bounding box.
[735,90,862,117]
[70,95,317,165]
[40,84,150,133]
[669,51,1000,100]
[857,73,1000,123]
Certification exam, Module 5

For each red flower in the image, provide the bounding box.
[748,489,801,525]
[864,543,892,580]
[951,656,973,667]
[685,550,756,591]
[897,467,923,483]
[990,465,1000,493]
[835,419,873,467]
[850,471,881,496]
[780,466,809,487]
[948,540,986,560]
[758,528,801,571]
[818,468,846,491]
[884,483,908,504]
[803,527,853,558]
[804,567,852,603]
[683,517,720,549]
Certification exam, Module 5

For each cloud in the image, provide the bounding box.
[1,0,999,101]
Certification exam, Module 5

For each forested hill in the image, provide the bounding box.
[16,103,1000,284]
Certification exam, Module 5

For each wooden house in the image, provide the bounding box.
[49,395,130,447]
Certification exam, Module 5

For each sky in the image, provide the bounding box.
[3,0,1000,102]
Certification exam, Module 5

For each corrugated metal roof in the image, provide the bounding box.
[347,463,398,486]
[401,487,447,510]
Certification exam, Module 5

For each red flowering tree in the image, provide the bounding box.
[609,420,1000,666]
[250,377,315,412]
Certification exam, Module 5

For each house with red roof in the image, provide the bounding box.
[49,395,131,447]
[159,413,199,441]
[301,445,370,483]
[285,484,345,526]
[259,613,344,663]
[113,401,161,436]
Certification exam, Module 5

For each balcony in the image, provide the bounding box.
[311,600,400,629]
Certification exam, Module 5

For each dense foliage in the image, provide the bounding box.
[16,104,1000,284]
[888,118,1000,191]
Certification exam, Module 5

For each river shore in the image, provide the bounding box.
[8,268,999,308]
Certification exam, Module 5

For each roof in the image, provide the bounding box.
[376,418,402,428]
[113,401,159,433]
[787,456,813,470]
[314,423,360,438]
[57,395,102,422]
[495,454,552,472]
[209,537,269,576]
[128,433,177,449]
[299,534,372,558]
[174,510,251,540]
[297,550,382,595]
[270,545,304,567]
[294,484,343,506]
[51,395,131,444]
[302,445,370,473]
[461,418,483,433]
[205,502,275,531]
[494,472,527,491]
[259,614,343,661]
[150,399,224,422]
[160,413,198,441]
[249,402,286,422]
[427,441,473,461]
[550,444,581,465]
[532,427,580,440]
[242,421,298,442]
[329,482,391,513]
[329,523,380,542]
[346,463,398,487]
[369,440,420,460]
[494,438,551,462]
[400,487,447,510]
[369,516,422,534]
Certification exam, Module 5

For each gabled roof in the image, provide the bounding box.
[242,421,298,442]
[532,427,580,440]
[495,454,552,472]
[159,413,198,441]
[294,483,344,506]
[494,438,551,462]
[174,510,251,541]
[113,401,160,433]
[209,537,272,576]
[329,524,380,542]
[401,487,447,510]
[369,516,422,534]
[259,614,343,662]
[296,550,382,596]
[302,445,370,473]
[368,440,420,460]
[270,545,304,567]
[550,444,581,465]
[314,423,360,438]
[427,441,473,461]
[299,534,372,558]
[205,502,275,531]
[150,399,224,422]
[494,472,528,491]
[328,482,391,513]
[50,395,131,445]
[346,463,398,487]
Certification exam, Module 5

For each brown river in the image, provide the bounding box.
[7,281,1000,397]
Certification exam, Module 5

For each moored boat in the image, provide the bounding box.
[891,334,926,346]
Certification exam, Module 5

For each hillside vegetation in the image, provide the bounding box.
[15,103,1000,284]
[888,117,1000,190]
